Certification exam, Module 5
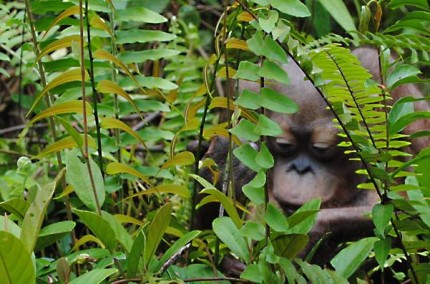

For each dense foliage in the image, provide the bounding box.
[0,0,429,283]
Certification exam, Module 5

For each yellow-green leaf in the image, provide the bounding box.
[90,14,112,35]
[27,69,89,115]
[226,38,249,51]
[33,135,96,159]
[37,35,82,62]
[97,80,143,120]
[100,117,147,149]
[43,6,81,38]
[114,214,145,227]
[128,184,190,199]
[73,234,106,250]
[94,49,133,80]
[161,151,195,169]
[106,162,152,185]
[29,100,93,124]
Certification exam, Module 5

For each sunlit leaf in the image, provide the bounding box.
[101,117,147,148]
[116,7,167,23]
[128,184,190,199]
[43,6,81,38]
[213,217,249,262]
[28,69,89,115]
[161,151,195,169]
[34,135,96,159]
[36,35,83,62]
[226,38,249,51]
[269,0,310,18]
[90,14,112,35]
[106,162,152,185]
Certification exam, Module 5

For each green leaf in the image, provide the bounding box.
[259,10,279,33]
[372,203,394,237]
[389,0,429,9]
[126,230,145,278]
[0,198,30,220]
[318,0,357,31]
[264,36,288,64]
[73,209,118,251]
[236,89,260,110]
[331,237,378,279]
[116,30,176,44]
[102,212,133,252]
[153,230,201,273]
[21,169,64,253]
[106,162,151,185]
[116,7,167,23]
[240,221,265,241]
[145,203,172,267]
[374,237,392,270]
[386,64,421,90]
[269,0,310,17]
[0,231,35,283]
[264,203,289,232]
[256,142,274,169]
[234,61,260,81]
[247,31,265,56]
[230,119,260,142]
[258,60,289,85]
[272,234,308,259]
[254,114,283,137]
[66,150,105,212]
[199,188,243,228]
[241,264,264,283]
[212,217,250,263]
[29,100,93,124]
[242,170,266,205]
[233,143,261,172]
[0,216,21,238]
[69,268,117,284]
[261,88,298,113]
[35,221,76,251]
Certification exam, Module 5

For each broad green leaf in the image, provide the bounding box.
[0,216,21,238]
[126,230,145,278]
[389,0,429,9]
[235,62,260,81]
[101,211,133,252]
[73,209,117,250]
[0,231,35,283]
[386,64,422,90]
[116,7,167,23]
[254,114,283,137]
[153,230,201,273]
[233,143,261,172]
[258,60,290,84]
[389,111,430,135]
[129,184,190,199]
[287,199,321,234]
[116,30,176,44]
[264,36,288,64]
[230,119,260,142]
[272,234,308,259]
[34,135,97,159]
[35,221,76,251]
[120,75,178,90]
[256,142,274,169]
[259,10,278,33]
[269,0,310,17]
[240,221,265,241]
[161,151,195,169]
[213,217,250,263]
[29,100,93,124]
[43,6,80,38]
[190,174,217,190]
[331,237,378,278]
[242,170,266,205]
[388,96,414,129]
[69,268,117,284]
[169,264,229,283]
[374,237,392,270]
[101,117,147,148]
[261,88,298,113]
[372,203,394,237]
[247,31,265,56]
[236,89,261,110]
[118,49,180,64]
[36,35,82,61]
[199,188,243,228]
[27,69,89,115]
[106,162,152,185]
[66,150,105,212]
[145,203,172,267]
[264,203,289,232]
[318,0,357,31]
[241,264,263,283]
[0,198,30,220]
[94,49,136,84]
[20,169,64,253]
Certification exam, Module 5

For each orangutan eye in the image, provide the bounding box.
[312,142,335,158]
[276,137,297,153]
